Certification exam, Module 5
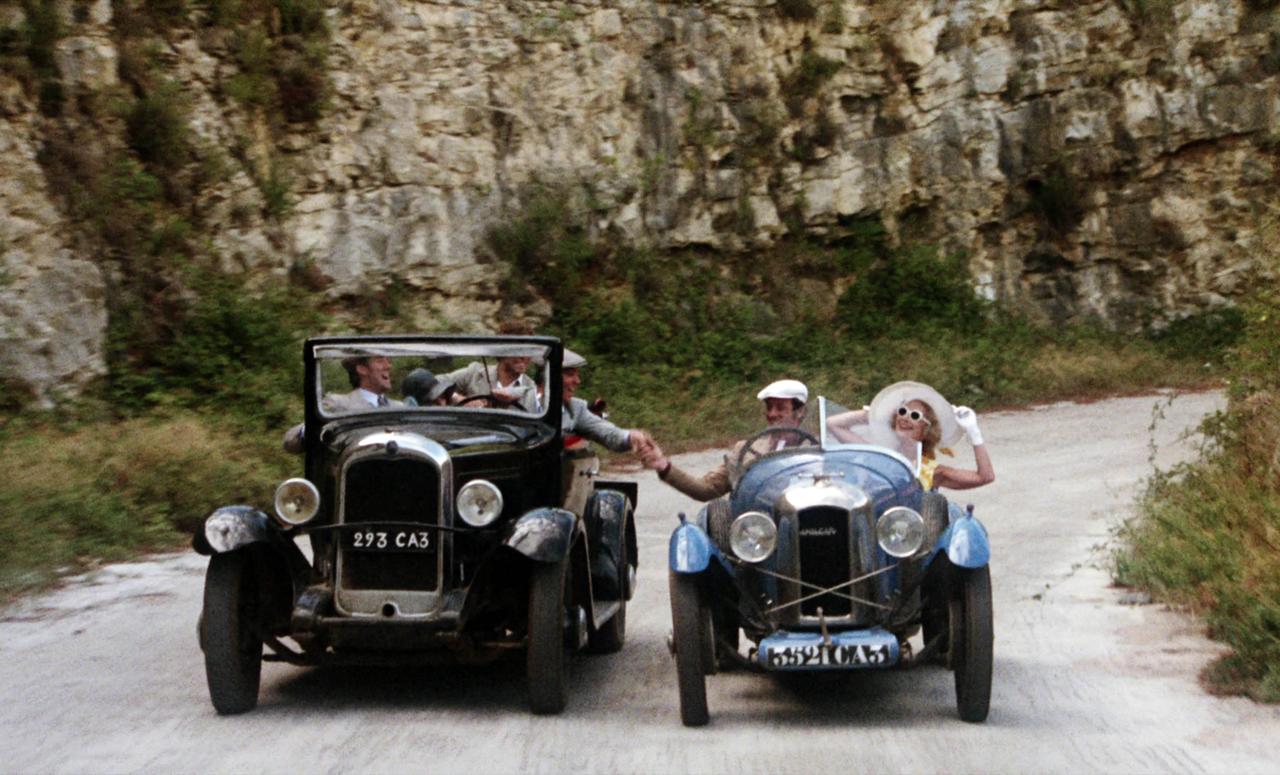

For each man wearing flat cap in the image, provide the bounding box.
[560,348,654,454]
[640,378,811,501]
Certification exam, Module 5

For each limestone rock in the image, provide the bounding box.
[2,0,1279,404]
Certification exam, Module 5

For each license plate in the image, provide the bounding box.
[343,527,434,553]
[758,628,899,671]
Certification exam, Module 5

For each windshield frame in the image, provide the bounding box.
[818,396,919,475]
[302,334,563,428]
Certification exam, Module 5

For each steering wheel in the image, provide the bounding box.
[457,393,524,410]
[734,426,820,472]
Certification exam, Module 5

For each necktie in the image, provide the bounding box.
[377,394,389,407]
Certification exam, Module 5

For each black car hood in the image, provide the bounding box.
[318,413,555,454]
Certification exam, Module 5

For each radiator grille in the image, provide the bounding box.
[340,457,441,592]
[797,505,852,616]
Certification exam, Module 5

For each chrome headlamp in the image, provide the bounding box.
[273,478,320,526]
[729,511,777,563]
[457,479,503,527]
[876,506,926,558]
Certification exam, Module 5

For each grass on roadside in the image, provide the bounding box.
[0,413,294,599]
[1115,247,1280,702]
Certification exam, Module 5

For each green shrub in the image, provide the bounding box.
[782,51,842,115]
[18,0,60,76]
[1118,247,1280,700]
[836,245,989,336]
[1151,308,1247,363]
[226,27,275,107]
[0,416,293,598]
[275,0,327,36]
[259,157,292,217]
[126,80,192,175]
[107,267,322,426]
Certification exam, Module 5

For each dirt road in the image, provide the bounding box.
[3,390,1277,773]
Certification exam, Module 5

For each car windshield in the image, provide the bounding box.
[313,341,553,420]
[820,396,920,472]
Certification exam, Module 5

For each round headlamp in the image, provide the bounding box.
[729,511,777,563]
[457,479,503,527]
[877,506,926,558]
[273,478,320,526]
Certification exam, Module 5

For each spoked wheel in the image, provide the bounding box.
[528,557,571,714]
[587,536,627,654]
[201,551,263,715]
[951,565,993,722]
[669,571,711,727]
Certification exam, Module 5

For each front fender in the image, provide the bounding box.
[669,521,723,574]
[941,511,990,569]
[503,507,580,563]
[194,505,274,555]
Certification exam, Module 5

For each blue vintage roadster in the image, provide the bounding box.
[666,398,992,725]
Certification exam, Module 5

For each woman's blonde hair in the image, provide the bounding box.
[918,401,943,458]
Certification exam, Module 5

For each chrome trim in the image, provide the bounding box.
[776,479,869,516]
[876,506,926,558]
[457,479,503,527]
[334,431,453,620]
[776,479,873,627]
[273,477,320,526]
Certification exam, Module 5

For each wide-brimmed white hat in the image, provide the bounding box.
[866,381,963,450]
[757,379,808,404]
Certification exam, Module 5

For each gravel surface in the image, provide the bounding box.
[3,389,1277,774]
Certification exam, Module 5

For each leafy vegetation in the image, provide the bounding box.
[1116,229,1280,701]
[214,0,331,122]
[0,415,294,598]
[487,182,1226,452]
[782,51,842,116]
[0,0,65,115]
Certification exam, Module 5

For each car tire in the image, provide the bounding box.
[528,557,570,715]
[706,496,732,552]
[587,536,627,654]
[952,565,993,723]
[201,551,262,715]
[669,571,710,727]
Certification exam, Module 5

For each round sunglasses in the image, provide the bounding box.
[897,405,932,425]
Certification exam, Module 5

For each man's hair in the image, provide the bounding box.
[341,356,369,389]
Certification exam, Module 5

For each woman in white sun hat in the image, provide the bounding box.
[827,380,994,491]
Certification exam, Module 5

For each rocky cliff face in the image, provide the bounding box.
[2,0,1278,404]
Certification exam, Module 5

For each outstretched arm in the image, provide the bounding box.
[641,439,731,502]
[826,407,870,444]
[932,406,995,490]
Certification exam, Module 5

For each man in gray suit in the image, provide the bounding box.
[560,348,653,454]
[282,355,399,452]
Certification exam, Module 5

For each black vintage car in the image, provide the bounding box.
[193,336,637,715]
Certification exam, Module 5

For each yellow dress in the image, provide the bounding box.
[918,455,938,489]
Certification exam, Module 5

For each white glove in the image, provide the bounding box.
[953,405,984,446]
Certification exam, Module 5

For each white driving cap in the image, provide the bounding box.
[562,348,587,369]
[757,379,808,404]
